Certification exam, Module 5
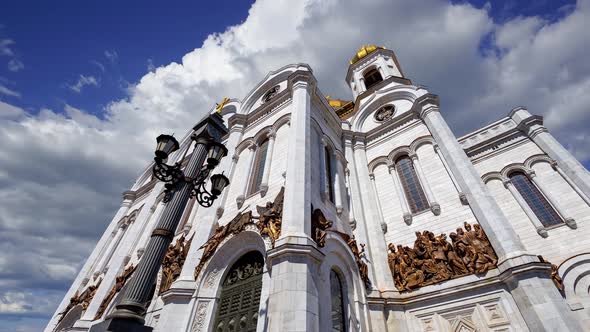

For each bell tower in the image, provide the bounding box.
[345,45,406,99]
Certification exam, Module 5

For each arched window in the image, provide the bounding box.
[214,251,264,332]
[364,68,383,90]
[325,146,335,203]
[330,270,346,332]
[249,139,269,195]
[509,171,562,227]
[395,156,429,213]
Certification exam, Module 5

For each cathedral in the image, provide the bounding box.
[47,45,590,331]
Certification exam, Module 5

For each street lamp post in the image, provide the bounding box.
[90,113,229,332]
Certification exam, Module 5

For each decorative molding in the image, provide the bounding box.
[203,269,220,289]
[190,301,210,332]
[388,223,497,291]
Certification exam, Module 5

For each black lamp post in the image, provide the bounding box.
[91,113,229,332]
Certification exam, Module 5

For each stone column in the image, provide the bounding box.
[259,132,276,196]
[511,107,590,200]
[235,144,256,208]
[333,153,345,214]
[369,173,387,234]
[528,171,577,229]
[503,179,549,238]
[416,94,582,331]
[388,164,412,225]
[434,144,468,205]
[90,113,228,332]
[216,155,239,218]
[266,72,319,332]
[134,201,166,261]
[94,223,128,277]
[319,138,328,201]
[280,74,313,240]
[353,143,395,291]
[409,153,440,215]
[345,169,356,229]
[551,160,590,206]
[344,139,370,248]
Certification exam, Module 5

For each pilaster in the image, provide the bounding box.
[415,94,582,331]
[511,107,590,200]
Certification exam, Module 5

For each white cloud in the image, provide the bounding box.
[3,0,590,325]
[68,75,99,93]
[104,50,118,63]
[90,60,105,72]
[0,84,20,98]
[7,59,24,72]
[0,39,14,56]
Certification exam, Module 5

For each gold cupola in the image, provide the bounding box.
[349,45,386,65]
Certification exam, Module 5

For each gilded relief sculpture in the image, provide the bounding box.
[311,207,333,247]
[254,187,284,246]
[159,234,193,295]
[94,264,137,319]
[194,188,284,280]
[58,279,102,323]
[388,222,497,291]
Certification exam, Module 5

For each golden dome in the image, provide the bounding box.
[325,96,355,119]
[350,45,385,65]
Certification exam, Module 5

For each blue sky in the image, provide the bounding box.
[0,0,254,116]
[1,0,588,331]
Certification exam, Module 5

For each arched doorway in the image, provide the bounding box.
[214,251,264,332]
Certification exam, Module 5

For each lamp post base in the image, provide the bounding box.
[88,317,153,332]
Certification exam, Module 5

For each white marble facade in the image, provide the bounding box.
[47,46,590,332]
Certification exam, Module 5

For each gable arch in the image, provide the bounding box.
[388,146,412,164]
[351,85,423,132]
[501,163,532,178]
[235,138,255,155]
[525,154,553,169]
[240,64,311,115]
[409,135,435,154]
[368,156,389,174]
[481,171,506,184]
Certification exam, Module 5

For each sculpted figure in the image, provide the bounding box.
[550,264,564,291]
[254,188,284,246]
[311,208,332,247]
[438,233,467,275]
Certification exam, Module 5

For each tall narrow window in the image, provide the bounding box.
[510,172,562,227]
[364,68,383,89]
[249,139,269,195]
[395,156,429,214]
[214,251,264,332]
[330,270,346,332]
[325,147,335,203]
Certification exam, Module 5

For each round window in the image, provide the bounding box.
[262,85,280,103]
[374,105,395,122]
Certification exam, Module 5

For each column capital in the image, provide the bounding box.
[289,71,316,92]
[231,154,239,163]
[502,179,513,189]
[369,173,375,181]
[409,153,419,161]
[267,131,276,140]
[122,191,136,203]
[414,93,440,119]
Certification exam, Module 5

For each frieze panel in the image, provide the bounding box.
[388,222,497,291]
